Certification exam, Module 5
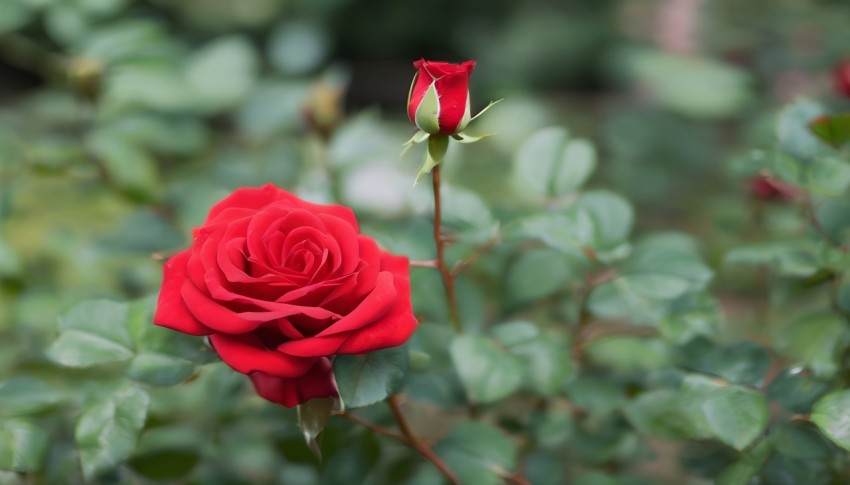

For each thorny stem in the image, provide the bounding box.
[386,395,461,485]
[432,165,463,333]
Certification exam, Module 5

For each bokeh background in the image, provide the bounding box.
[2,0,850,483]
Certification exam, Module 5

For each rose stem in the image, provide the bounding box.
[341,413,407,444]
[431,164,463,333]
[387,395,461,485]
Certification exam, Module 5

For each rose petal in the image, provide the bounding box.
[181,280,340,334]
[209,332,315,378]
[320,235,382,313]
[249,358,338,408]
[153,250,211,336]
[318,213,360,275]
[336,260,417,354]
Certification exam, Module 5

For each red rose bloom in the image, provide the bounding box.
[154,184,418,407]
[407,59,476,135]
[834,59,850,98]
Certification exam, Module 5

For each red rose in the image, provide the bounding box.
[835,59,850,98]
[407,59,476,135]
[153,184,418,407]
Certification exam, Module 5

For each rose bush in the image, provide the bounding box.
[153,184,418,407]
[407,59,476,135]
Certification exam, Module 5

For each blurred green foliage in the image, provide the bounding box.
[3,0,850,483]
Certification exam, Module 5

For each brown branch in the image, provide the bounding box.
[410,260,439,268]
[387,395,461,485]
[341,413,407,444]
[432,165,463,333]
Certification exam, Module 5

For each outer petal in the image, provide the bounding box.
[275,271,409,358]
[153,250,211,336]
[209,332,316,378]
[408,59,436,123]
[434,62,475,134]
[336,252,417,354]
[206,184,359,232]
[249,358,338,408]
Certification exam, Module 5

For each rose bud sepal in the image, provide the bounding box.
[413,135,449,184]
[297,397,342,461]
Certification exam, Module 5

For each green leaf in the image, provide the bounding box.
[624,389,710,440]
[716,437,773,485]
[126,296,213,365]
[659,293,722,344]
[87,132,161,201]
[775,313,850,379]
[125,353,195,387]
[506,210,594,260]
[433,422,517,485]
[675,338,771,387]
[450,334,524,404]
[531,408,574,449]
[776,100,826,161]
[627,375,768,449]
[766,368,829,413]
[576,190,634,252]
[514,127,596,198]
[589,249,713,322]
[585,336,672,373]
[333,346,409,409]
[0,377,63,417]
[507,249,574,303]
[626,49,751,118]
[725,241,819,277]
[47,300,135,368]
[805,156,850,197]
[816,199,850,246]
[268,20,329,75]
[491,321,573,396]
[700,384,768,450]
[565,376,627,416]
[186,36,258,112]
[297,397,334,461]
[237,81,311,139]
[554,139,596,195]
[771,421,835,460]
[809,113,850,147]
[0,420,49,472]
[812,390,850,451]
[75,383,149,480]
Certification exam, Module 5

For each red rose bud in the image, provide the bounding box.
[153,184,418,408]
[835,60,850,98]
[749,174,797,201]
[407,59,476,135]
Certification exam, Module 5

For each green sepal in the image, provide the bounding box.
[297,397,335,462]
[452,132,495,144]
[414,82,441,134]
[469,98,503,123]
[401,130,430,159]
[414,135,449,185]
